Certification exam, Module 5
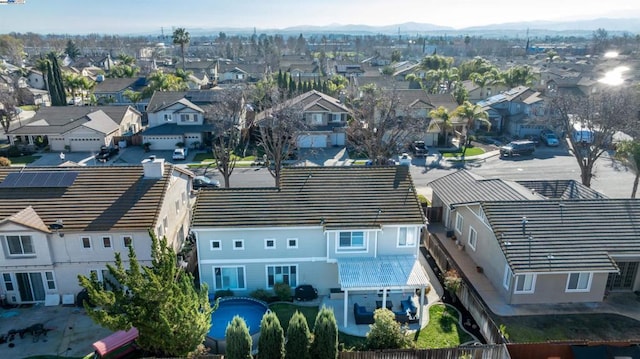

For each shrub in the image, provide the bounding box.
[273,282,292,301]
[225,316,252,359]
[215,289,234,299]
[249,288,271,302]
[443,269,462,294]
[0,156,11,167]
[7,146,21,157]
[258,311,285,359]
[176,141,185,148]
[417,194,430,205]
[366,308,412,350]
[286,311,311,359]
[310,306,338,359]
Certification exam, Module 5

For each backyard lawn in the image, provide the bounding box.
[8,155,41,164]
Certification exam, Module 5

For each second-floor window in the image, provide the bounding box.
[398,227,417,247]
[180,113,198,122]
[123,236,133,248]
[311,113,323,125]
[233,240,244,250]
[265,239,275,249]
[468,227,478,251]
[102,236,112,249]
[164,113,172,122]
[81,236,92,249]
[4,235,35,256]
[455,213,464,234]
[338,231,365,251]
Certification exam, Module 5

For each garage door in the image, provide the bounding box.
[331,133,345,146]
[143,136,183,150]
[69,137,103,152]
[298,135,327,148]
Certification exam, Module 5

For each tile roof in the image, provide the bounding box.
[142,123,214,135]
[482,199,640,274]
[0,165,175,232]
[515,180,607,200]
[254,90,349,122]
[192,166,425,229]
[94,78,138,93]
[429,170,530,207]
[8,106,138,135]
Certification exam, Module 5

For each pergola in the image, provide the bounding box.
[337,255,431,327]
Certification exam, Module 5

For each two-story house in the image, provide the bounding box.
[143,90,243,150]
[0,159,194,304]
[428,170,640,306]
[255,90,349,148]
[476,86,544,136]
[93,77,143,106]
[7,106,142,152]
[192,166,431,325]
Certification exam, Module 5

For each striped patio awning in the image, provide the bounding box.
[338,255,430,290]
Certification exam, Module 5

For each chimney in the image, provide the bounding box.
[142,156,165,179]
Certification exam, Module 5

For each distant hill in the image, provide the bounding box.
[464,18,640,33]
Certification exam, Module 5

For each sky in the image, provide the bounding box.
[0,0,639,34]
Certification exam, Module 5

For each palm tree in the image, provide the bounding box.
[453,101,491,157]
[117,54,136,66]
[469,68,499,98]
[429,106,453,146]
[172,28,190,70]
[500,65,536,88]
[615,141,640,198]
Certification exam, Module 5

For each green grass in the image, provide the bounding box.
[269,302,319,332]
[441,147,485,158]
[413,304,474,348]
[8,155,41,164]
[19,105,38,111]
[192,152,256,163]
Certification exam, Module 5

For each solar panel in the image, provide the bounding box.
[0,171,79,188]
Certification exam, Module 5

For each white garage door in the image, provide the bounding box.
[298,135,327,148]
[143,135,183,150]
[69,137,103,152]
[331,133,345,146]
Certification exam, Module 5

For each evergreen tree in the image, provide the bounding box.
[226,316,252,359]
[65,40,81,60]
[366,308,411,350]
[277,69,283,89]
[47,52,66,106]
[257,311,285,359]
[310,306,338,359]
[285,311,311,359]
[77,231,213,357]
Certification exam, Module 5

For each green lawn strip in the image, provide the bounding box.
[192,153,256,162]
[413,304,474,348]
[441,147,485,158]
[9,155,41,164]
[497,313,640,343]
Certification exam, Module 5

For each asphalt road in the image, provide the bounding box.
[209,145,637,199]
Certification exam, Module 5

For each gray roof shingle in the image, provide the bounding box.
[429,170,530,207]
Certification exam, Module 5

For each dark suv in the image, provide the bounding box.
[500,140,535,158]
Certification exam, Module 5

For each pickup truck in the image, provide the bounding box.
[410,141,428,157]
[95,146,119,162]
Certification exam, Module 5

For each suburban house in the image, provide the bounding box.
[255,90,350,148]
[143,89,243,150]
[335,64,365,78]
[476,86,545,136]
[93,77,143,106]
[26,69,46,90]
[0,160,194,304]
[427,170,640,306]
[7,106,142,152]
[16,87,51,107]
[192,166,431,325]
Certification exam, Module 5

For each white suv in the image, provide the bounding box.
[172,148,188,160]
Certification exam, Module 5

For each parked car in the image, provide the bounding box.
[398,153,412,166]
[172,148,188,160]
[193,175,220,190]
[499,140,536,158]
[540,129,560,146]
[410,141,428,157]
[95,145,119,162]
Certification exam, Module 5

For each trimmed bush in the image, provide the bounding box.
[258,311,285,359]
[249,288,272,302]
[225,316,252,359]
[310,306,338,359]
[0,156,11,167]
[366,308,412,350]
[286,311,311,359]
[273,282,292,301]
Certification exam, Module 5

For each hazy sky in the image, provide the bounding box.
[1,0,639,34]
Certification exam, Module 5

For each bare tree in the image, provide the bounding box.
[0,87,18,135]
[548,88,638,187]
[203,88,246,188]
[346,86,421,165]
[257,96,305,186]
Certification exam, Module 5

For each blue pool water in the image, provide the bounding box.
[207,297,269,340]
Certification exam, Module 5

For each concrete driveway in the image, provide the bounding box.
[0,305,112,358]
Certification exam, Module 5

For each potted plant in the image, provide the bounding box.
[143,142,151,152]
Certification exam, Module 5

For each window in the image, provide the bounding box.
[211,240,221,250]
[265,239,275,249]
[311,113,323,125]
[164,113,172,122]
[455,213,463,234]
[287,238,298,249]
[181,192,187,205]
[566,273,592,292]
[175,200,180,214]
[163,217,169,235]
[338,231,365,251]
[2,273,14,291]
[123,236,133,248]
[233,240,244,250]
[102,236,112,249]
[4,235,35,256]
[468,227,477,250]
[45,272,56,290]
[267,265,297,288]
[514,274,536,293]
[398,227,417,247]
[214,266,245,290]
[503,264,512,290]
[157,224,164,237]
[81,236,92,249]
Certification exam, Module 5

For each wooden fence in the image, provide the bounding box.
[338,345,510,359]
[425,233,505,345]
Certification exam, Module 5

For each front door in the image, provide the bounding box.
[15,272,46,302]
[607,262,639,291]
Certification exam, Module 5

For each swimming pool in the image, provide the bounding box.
[207,297,269,353]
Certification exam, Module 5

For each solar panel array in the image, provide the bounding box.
[0,172,79,188]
